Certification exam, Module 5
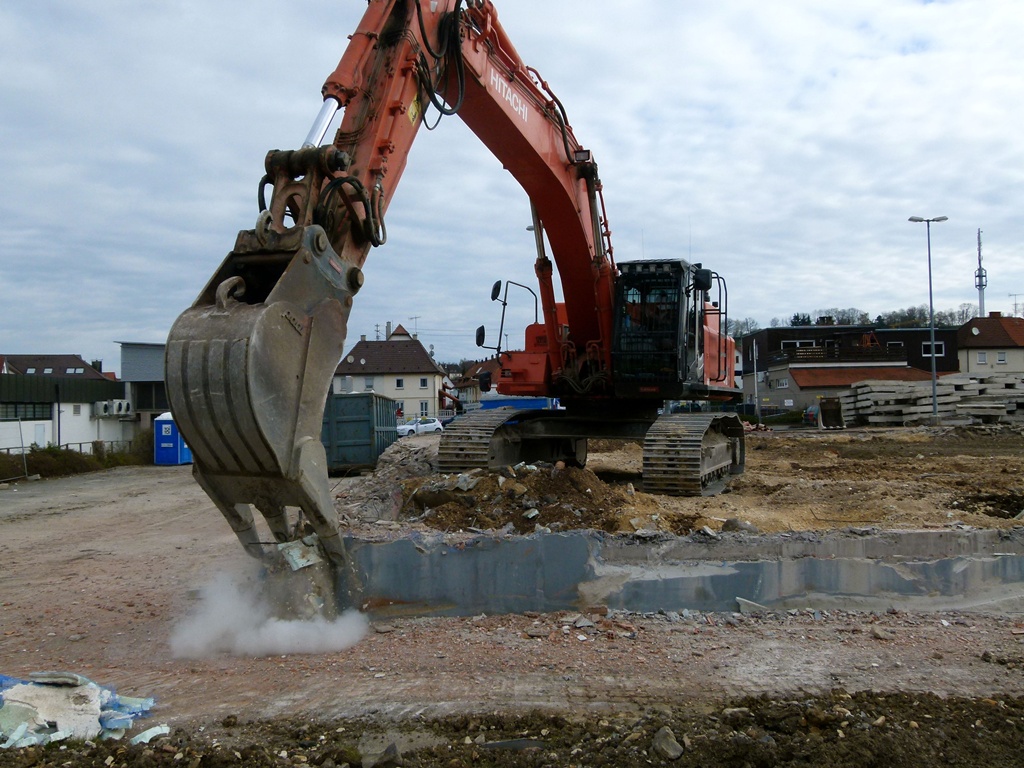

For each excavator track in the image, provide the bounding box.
[437,408,533,473]
[642,412,745,496]
[439,408,744,498]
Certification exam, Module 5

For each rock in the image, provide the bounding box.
[505,482,529,498]
[736,597,769,615]
[722,707,753,725]
[455,474,481,491]
[652,726,684,760]
[871,626,896,641]
[722,518,759,533]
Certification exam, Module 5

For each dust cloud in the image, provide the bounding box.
[170,568,368,658]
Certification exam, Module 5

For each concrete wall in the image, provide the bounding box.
[341,528,1024,618]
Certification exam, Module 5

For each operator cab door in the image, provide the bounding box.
[611,259,699,398]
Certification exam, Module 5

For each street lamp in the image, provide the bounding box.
[908,215,948,424]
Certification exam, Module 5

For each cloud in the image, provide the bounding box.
[2,1,1022,374]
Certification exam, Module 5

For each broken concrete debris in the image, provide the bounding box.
[0,671,159,748]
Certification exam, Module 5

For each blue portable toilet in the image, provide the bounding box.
[154,412,193,465]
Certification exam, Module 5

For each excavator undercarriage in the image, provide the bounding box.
[438,408,745,496]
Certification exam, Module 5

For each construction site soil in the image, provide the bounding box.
[3,425,1024,766]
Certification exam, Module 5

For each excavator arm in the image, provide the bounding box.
[165,0,616,568]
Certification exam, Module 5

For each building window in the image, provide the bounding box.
[66,367,84,374]
[419,377,428,389]
[73,404,82,415]
[43,368,53,374]
[395,401,405,418]
[133,382,169,411]
[0,403,51,420]
[775,378,790,389]
[395,377,404,389]
[922,341,945,358]
[998,351,1007,364]
[780,340,815,349]
[977,351,988,365]
[419,400,429,416]
[364,376,374,391]
[26,367,36,374]
[886,341,904,350]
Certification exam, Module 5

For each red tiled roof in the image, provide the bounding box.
[958,315,1024,348]
[453,358,501,390]
[790,366,933,389]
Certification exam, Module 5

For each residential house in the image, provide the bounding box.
[450,358,503,410]
[738,325,958,413]
[957,312,1024,375]
[332,324,448,421]
[0,354,128,452]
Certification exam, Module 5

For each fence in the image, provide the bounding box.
[1,440,134,456]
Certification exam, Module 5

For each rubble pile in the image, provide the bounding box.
[403,461,698,535]
[334,436,439,521]
[334,436,700,536]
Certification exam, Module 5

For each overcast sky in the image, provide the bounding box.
[3,1,1022,376]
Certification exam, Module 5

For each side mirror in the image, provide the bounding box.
[478,371,492,392]
[490,280,502,302]
[693,268,713,293]
[475,325,486,347]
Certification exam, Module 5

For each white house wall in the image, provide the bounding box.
[1,405,134,453]
[332,372,444,421]
[959,348,1024,375]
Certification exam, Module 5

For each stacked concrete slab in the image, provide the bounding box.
[839,373,1024,425]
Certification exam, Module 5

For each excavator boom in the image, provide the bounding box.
[166,0,744,580]
[166,0,621,571]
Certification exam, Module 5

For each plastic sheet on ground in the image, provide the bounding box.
[0,671,158,748]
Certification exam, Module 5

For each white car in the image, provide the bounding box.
[396,417,444,437]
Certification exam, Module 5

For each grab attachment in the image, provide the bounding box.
[166,221,361,570]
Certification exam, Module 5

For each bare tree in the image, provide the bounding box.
[727,317,761,337]
[813,307,870,325]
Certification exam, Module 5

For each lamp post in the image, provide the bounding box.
[908,215,948,424]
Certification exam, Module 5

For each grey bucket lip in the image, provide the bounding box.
[341,526,1024,619]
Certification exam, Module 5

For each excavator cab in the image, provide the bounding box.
[611,259,726,400]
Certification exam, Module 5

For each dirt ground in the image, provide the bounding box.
[3,425,1024,766]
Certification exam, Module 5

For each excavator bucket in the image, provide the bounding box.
[817,398,846,430]
[166,221,362,588]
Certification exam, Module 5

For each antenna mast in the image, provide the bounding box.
[975,229,987,317]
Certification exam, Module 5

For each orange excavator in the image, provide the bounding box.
[166,0,744,572]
